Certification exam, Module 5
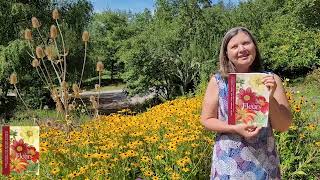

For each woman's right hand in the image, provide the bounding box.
[232,124,262,139]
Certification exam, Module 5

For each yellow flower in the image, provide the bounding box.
[143,170,154,177]
[141,156,151,163]
[307,124,316,131]
[155,155,164,160]
[50,167,60,175]
[16,126,39,145]
[299,133,305,139]
[152,176,160,180]
[294,104,301,113]
[182,167,190,172]
[248,74,266,92]
[289,125,297,130]
[171,172,181,180]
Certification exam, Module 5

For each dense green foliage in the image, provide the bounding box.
[86,0,320,99]
[0,0,93,115]
[2,0,320,109]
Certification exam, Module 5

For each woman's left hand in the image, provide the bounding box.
[262,73,277,97]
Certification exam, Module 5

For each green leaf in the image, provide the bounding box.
[292,170,307,175]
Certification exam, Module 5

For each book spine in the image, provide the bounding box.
[228,74,236,125]
[2,126,10,176]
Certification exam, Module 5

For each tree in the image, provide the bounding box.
[88,11,131,82]
[0,0,93,114]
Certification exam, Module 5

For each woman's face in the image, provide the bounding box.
[226,31,256,72]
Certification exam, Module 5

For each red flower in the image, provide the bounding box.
[238,87,257,105]
[11,139,28,155]
[257,96,269,114]
[10,152,29,173]
[26,146,39,163]
[236,105,256,124]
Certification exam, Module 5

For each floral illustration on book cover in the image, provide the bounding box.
[229,73,270,127]
[7,126,39,175]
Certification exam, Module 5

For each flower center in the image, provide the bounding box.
[27,131,33,137]
[244,95,251,101]
[17,146,23,152]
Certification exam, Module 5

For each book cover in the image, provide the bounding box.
[2,126,39,176]
[228,73,269,127]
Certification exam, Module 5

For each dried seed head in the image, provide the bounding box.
[89,95,95,102]
[95,84,100,91]
[68,104,75,111]
[51,88,59,102]
[82,31,89,42]
[61,81,68,90]
[9,73,17,85]
[56,101,63,113]
[45,46,54,60]
[50,25,58,39]
[72,83,80,97]
[32,58,40,67]
[31,17,41,28]
[52,9,60,20]
[92,101,98,109]
[96,61,104,72]
[63,91,69,100]
[36,46,45,59]
[24,29,32,40]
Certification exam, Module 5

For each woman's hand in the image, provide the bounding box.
[262,73,277,97]
[232,124,262,139]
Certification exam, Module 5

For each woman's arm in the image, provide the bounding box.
[201,75,261,138]
[264,74,293,132]
[200,75,235,133]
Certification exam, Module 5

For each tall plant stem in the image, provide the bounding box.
[55,20,67,82]
[14,85,29,111]
[40,58,54,86]
[54,39,63,74]
[79,42,87,88]
[97,71,101,115]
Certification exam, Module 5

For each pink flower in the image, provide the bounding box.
[11,139,28,155]
[257,96,269,114]
[238,87,257,105]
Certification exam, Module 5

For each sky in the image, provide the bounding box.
[90,0,241,13]
[90,0,155,13]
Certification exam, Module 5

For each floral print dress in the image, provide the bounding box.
[210,73,281,180]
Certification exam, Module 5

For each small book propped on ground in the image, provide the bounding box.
[2,126,40,176]
[228,73,270,127]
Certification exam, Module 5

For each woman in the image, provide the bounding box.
[201,27,292,179]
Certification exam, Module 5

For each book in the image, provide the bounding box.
[228,73,270,127]
[2,126,39,176]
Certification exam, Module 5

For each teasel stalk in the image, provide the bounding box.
[36,46,54,86]
[49,25,63,74]
[61,81,69,115]
[89,95,98,117]
[31,58,47,86]
[51,9,69,119]
[24,29,48,87]
[50,25,64,74]
[96,61,104,116]
[53,9,67,82]
[45,46,62,85]
[32,17,47,47]
[9,73,30,111]
[79,31,89,88]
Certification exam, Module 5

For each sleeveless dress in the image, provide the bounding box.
[210,73,281,180]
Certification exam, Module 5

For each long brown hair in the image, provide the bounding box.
[218,27,263,79]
